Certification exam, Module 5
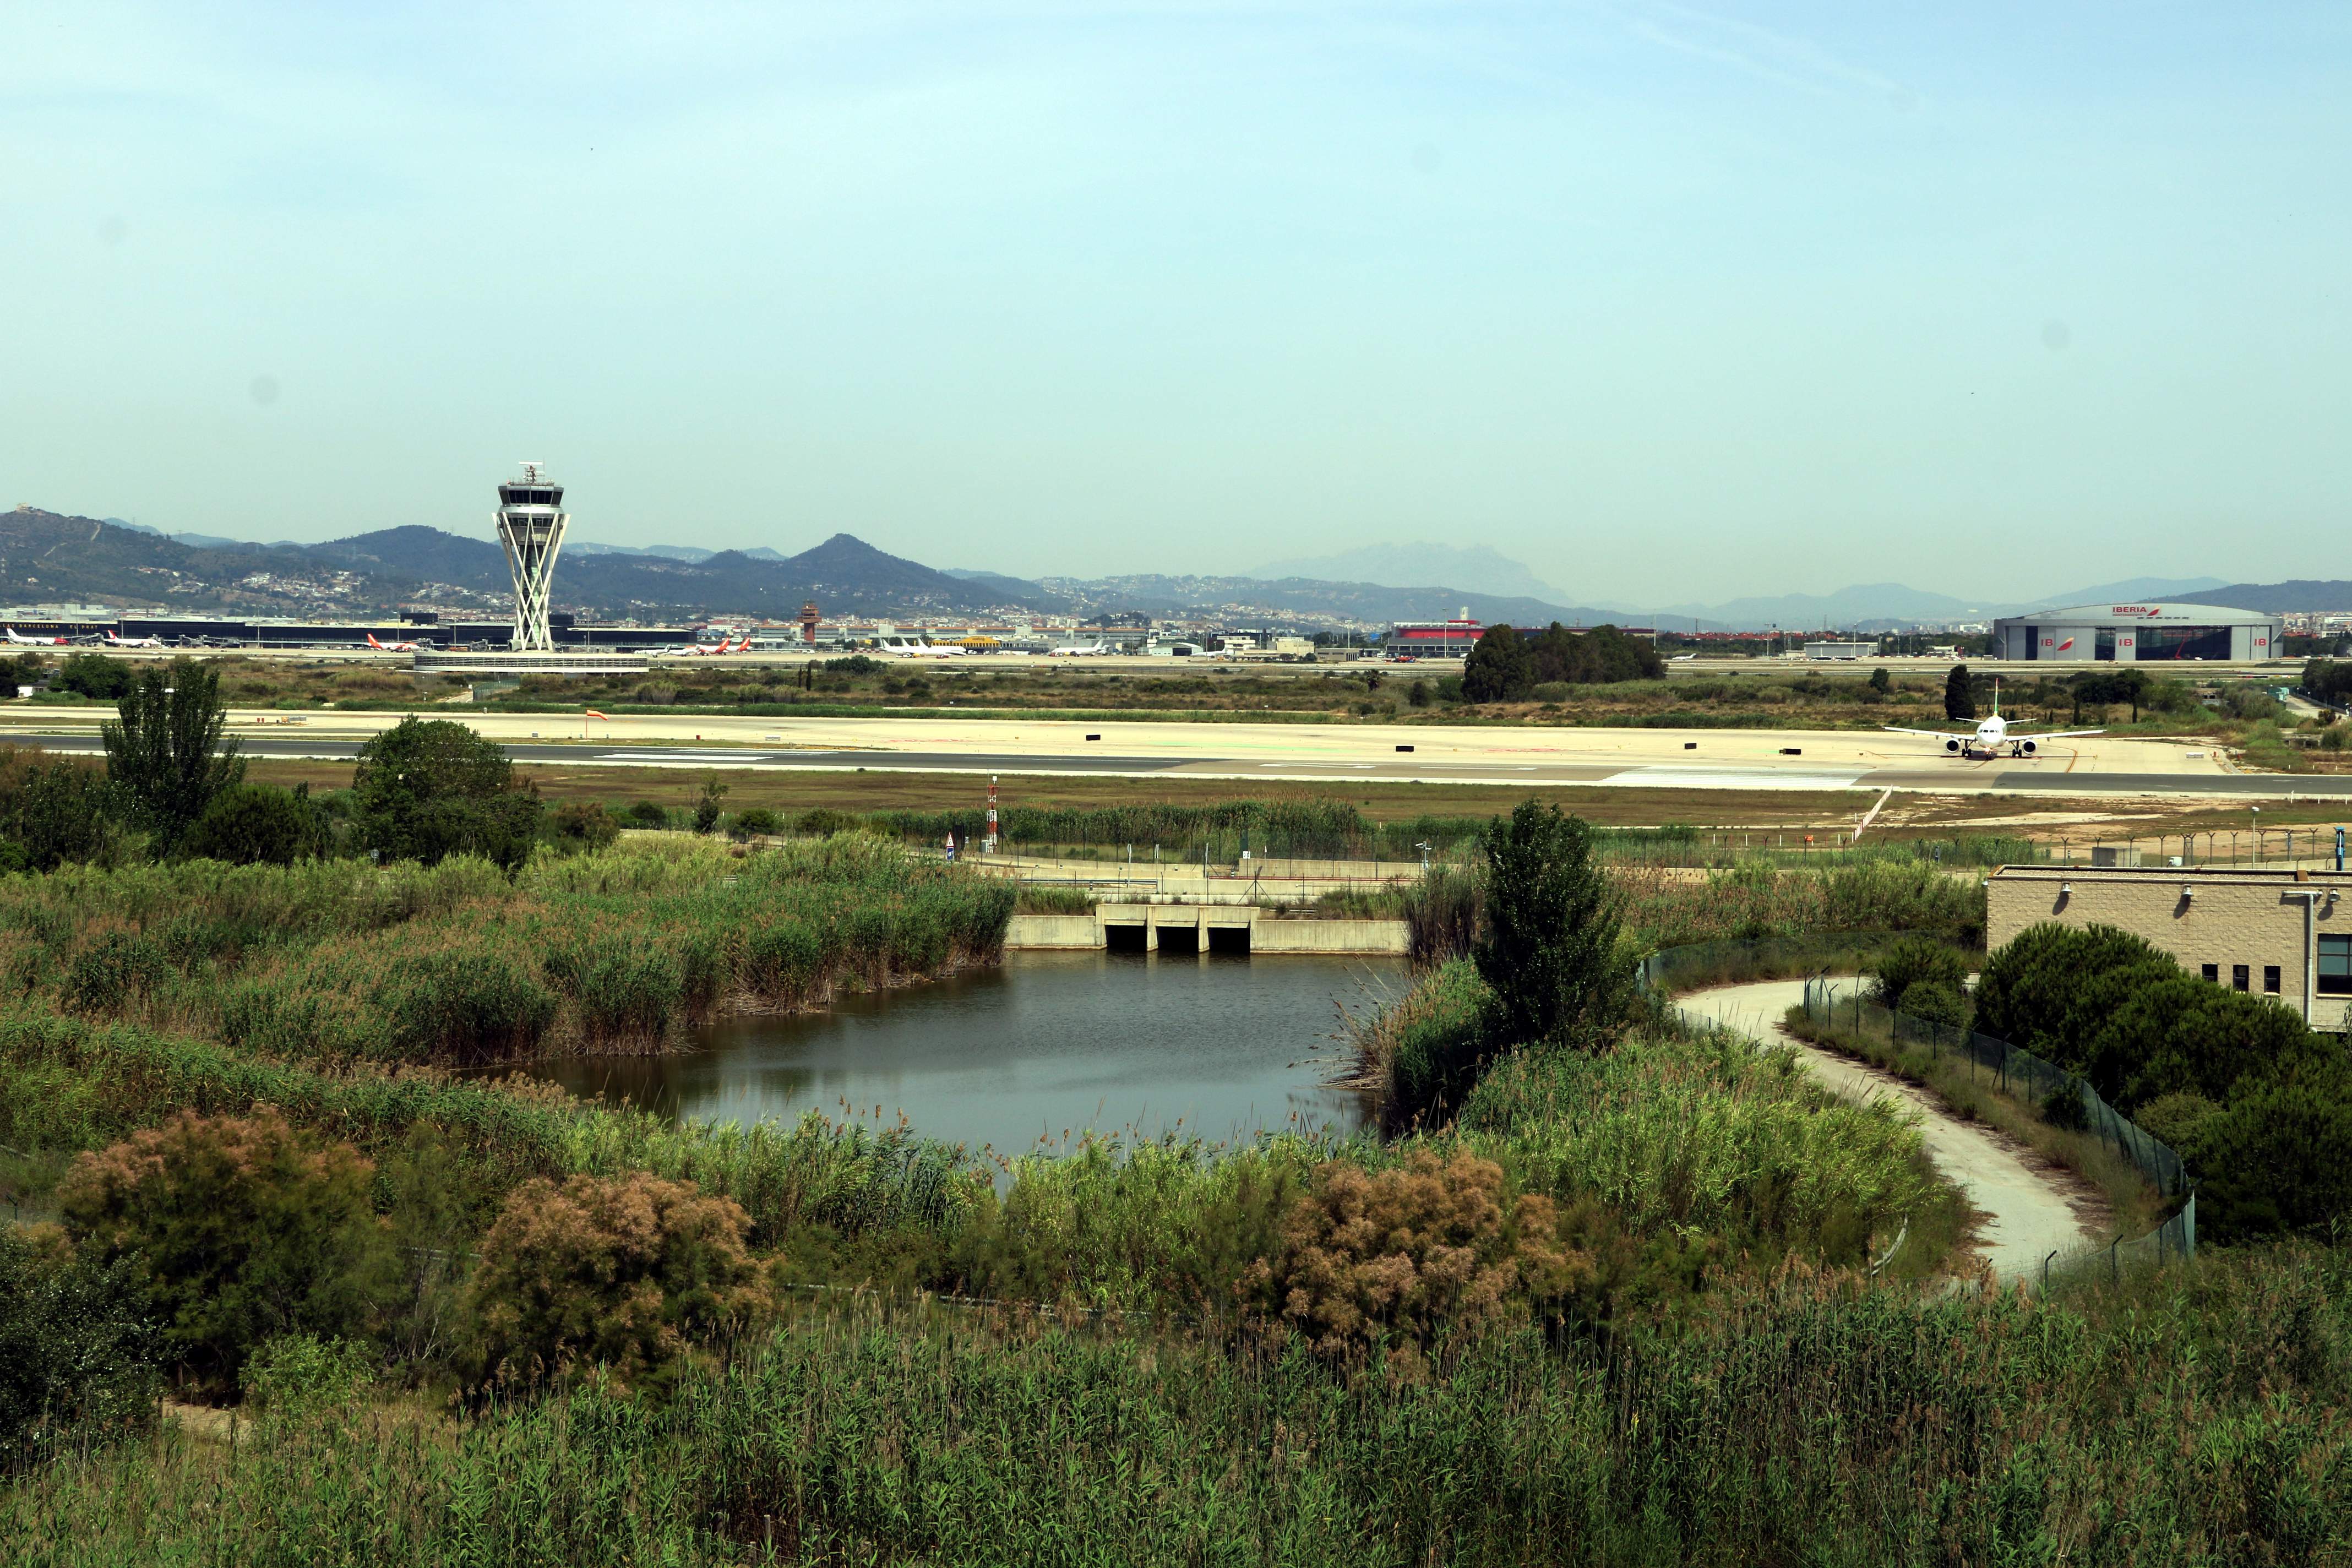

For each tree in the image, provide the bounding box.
[1943,663,1975,721]
[101,657,243,853]
[55,653,133,701]
[1407,678,1431,708]
[1473,801,1631,1051]
[178,782,318,865]
[1868,666,1891,695]
[1462,624,1535,703]
[1528,623,1663,686]
[692,774,729,835]
[351,716,541,870]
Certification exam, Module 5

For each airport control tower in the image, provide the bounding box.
[495,462,568,651]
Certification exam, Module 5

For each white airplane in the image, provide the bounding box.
[366,633,421,652]
[1669,653,1698,663]
[1883,679,2102,760]
[1043,640,1107,657]
[105,630,166,648]
[4,627,65,646]
[881,638,967,659]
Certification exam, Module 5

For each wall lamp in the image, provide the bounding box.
[2182,885,2196,901]
[2059,881,2072,895]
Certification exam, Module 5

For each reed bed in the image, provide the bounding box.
[0,836,1016,1063]
[8,1245,2346,1566]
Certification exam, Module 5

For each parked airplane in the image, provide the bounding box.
[658,633,750,657]
[1043,640,1107,657]
[881,638,967,659]
[1883,680,2101,759]
[1669,653,1698,663]
[106,631,166,649]
[4,628,66,646]
[366,633,421,652]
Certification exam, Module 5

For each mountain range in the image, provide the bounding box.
[2,507,2326,630]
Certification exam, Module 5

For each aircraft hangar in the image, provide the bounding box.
[1990,602,2283,663]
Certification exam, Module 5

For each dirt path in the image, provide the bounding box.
[1679,979,2106,1283]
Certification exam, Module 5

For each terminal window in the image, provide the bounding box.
[2320,934,2352,995]
[2202,963,2220,983]
[2264,965,2282,995]
[2233,964,2250,992]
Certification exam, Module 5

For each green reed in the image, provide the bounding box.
[7,1246,2345,1566]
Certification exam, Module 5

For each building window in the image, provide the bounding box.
[2264,965,2282,995]
[2233,964,2250,992]
[2202,963,2219,983]
[2319,935,2352,995]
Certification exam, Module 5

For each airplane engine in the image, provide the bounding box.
[1943,738,1962,753]
[2017,738,2038,756]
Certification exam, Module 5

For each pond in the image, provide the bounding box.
[524,950,1401,1155]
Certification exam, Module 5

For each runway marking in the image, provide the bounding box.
[1602,765,1869,791]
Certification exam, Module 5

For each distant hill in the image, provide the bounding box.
[1245,543,1574,605]
[2031,575,2229,607]
[2176,580,2352,614]
[1044,572,1625,629]
[942,569,1076,614]
[0,507,377,612]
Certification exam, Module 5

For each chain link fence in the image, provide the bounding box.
[1800,976,2195,1266]
[1632,938,2196,1275]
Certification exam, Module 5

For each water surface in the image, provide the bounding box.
[526,950,1398,1154]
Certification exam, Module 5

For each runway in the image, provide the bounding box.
[5,709,2346,802]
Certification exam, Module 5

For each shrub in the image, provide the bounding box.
[1381,959,1491,1130]
[57,1108,382,1386]
[1240,1151,1587,1373]
[795,807,858,836]
[1899,978,1969,1029]
[1867,936,1969,1011]
[1475,802,1631,1052]
[464,1173,771,1389]
[179,782,316,865]
[551,801,620,850]
[0,1226,159,1463]
[2180,1068,2352,1240]
[352,717,542,870]
[0,748,113,873]
[732,807,780,840]
[240,1333,376,1416]
[624,801,669,829]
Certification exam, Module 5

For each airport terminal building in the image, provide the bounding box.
[1990,602,2282,663]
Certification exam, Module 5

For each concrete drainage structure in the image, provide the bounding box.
[1005,905,1407,955]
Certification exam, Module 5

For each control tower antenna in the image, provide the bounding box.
[495,461,569,651]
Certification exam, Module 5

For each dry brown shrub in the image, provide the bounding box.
[1241,1150,1591,1371]
[464,1172,772,1389]
[57,1106,380,1385]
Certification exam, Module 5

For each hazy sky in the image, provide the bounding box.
[3,3,2346,603]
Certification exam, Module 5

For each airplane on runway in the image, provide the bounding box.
[365,633,421,652]
[105,630,165,649]
[1043,640,1106,657]
[4,628,66,646]
[1669,654,1697,663]
[1883,680,2101,759]
[881,638,967,659]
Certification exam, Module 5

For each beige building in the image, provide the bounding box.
[1987,864,2352,1027]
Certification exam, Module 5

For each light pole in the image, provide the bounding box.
[2252,805,2261,867]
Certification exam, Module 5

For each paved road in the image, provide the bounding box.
[9,714,2346,800]
[1678,979,2105,1283]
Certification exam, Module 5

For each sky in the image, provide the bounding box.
[2,2,2346,605]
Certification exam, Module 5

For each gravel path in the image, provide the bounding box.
[1678,979,2107,1283]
